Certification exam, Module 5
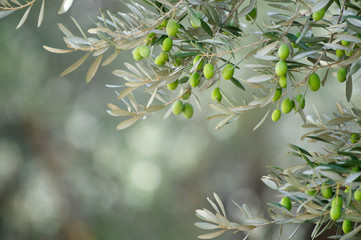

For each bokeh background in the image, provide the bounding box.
[1,1,360,240]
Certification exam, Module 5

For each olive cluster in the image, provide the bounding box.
[131,15,238,120]
[270,33,355,123]
[280,182,361,235]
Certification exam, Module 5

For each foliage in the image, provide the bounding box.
[196,105,361,239]
[2,0,361,239]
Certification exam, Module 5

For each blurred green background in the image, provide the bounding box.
[1,1,360,240]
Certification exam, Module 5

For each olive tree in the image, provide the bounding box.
[2,0,361,239]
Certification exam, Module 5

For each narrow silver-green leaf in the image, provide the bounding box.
[60,52,91,77]
[0,10,14,19]
[58,0,73,14]
[16,6,32,29]
[194,222,219,230]
[198,230,226,239]
[86,54,103,83]
[116,116,141,130]
[37,0,45,27]
[43,46,74,54]
[102,49,121,66]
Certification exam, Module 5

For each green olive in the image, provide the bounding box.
[321,183,333,199]
[345,50,354,56]
[308,73,320,91]
[272,109,281,122]
[167,80,179,90]
[204,63,215,79]
[245,8,257,21]
[172,100,184,115]
[193,56,204,70]
[281,98,294,114]
[139,45,150,58]
[336,49,345,58]
[330,205,341,221]
[305,189,316,196]
[162,38,173,52]
[332,196,343,207]
[355,189,361,201]
[312,8,326,22]
[182,103,194,119]
[275,60,287,77]
[166,19,178,37]
[279,75,287,88]
[342,33,350,46]
[294,94,305,110]
[212,87,222,103]
[278,44,290,60]
[190,12,202,28]
[222,64,235,80]
[337,68,347,83]
[132,46,143,61]
[280,197,292,211]
[342,220,353,234]
[190,72,201,87]
[155,52,169,65]
[351,133,360,144]
[160,20,168,28]
[272,88,282,102]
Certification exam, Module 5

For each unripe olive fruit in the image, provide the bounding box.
[190,12,201,28]
[172,100,184,115]
[166,19,178,37]
[147,32,156,39]
[336,49,345,58]
[281,98,294,114]
[312,8,326,22]
[139,45,150,58]
[193,56,204,70]
[351,133,360,144]
[275,60,287,77]
[321,183,333,199]
[167,80,179,90]
[337,68,347,83]
[133,46,143,61]
[308,73,320,91]
[190,72,201,87]
[181,90,191,100]
[280,197,292,211]
[160,20,168,28]
[294,94,305,110]
[212,87,222,103]
[272,88,282,102]
[355,189,361,201]
[245,8,257,21]
[182,103,194,119]
[162,38,173,52]
[330,205,341,221]
[345,50,353,57]
[272,109,281,122]
[204,63,215,79]
[222,64,234,80]
[155,55,166,65]
[305,189,316,196]
[342,33,350,47]
[278,44,290,60]
[332,196,343,207]
[342,220,353,234]
[279,75,287,88]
